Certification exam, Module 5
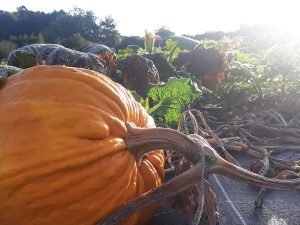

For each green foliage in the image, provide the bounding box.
[195,39,222,49]
[230,37,300,104]
[149,78,201,125]
[99,16,120,47]
[217,58,264,108]
[263,41,300,92]
[9,32,45,47]
[165,39,182,61]
[116,48,148,60]
[116,39,183,63]
[0,6,53,41]
[116,48,134,60]
[165,39,177,52]
[130,91,150,112]
[0,40,17,59]
[133,78,201,126]
[236,53,260,65]
[0,60,7,65]
[45,7,101,43]
[61,33,91,50]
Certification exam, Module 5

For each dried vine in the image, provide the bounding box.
[97,110,300,225]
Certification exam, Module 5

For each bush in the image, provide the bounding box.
[0,40,17,59]
[61,33,91,50]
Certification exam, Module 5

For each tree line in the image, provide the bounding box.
[0,6,122,59]
[0,6,180,60]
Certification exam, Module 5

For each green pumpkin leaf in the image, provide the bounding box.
[148,78,201,126]
[130,90,150,112]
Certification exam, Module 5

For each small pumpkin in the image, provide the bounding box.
[0,65,164,225]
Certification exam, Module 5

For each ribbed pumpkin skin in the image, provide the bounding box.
[0,65,164,225]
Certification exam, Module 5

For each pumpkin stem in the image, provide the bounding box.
[125,122,200,164]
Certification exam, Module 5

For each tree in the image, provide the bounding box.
[15,6,52,37]
[155,26,175,40]
[0,11,19,40]
[69,7,100,42]
[99,16,120,47]
[0,6,56,42]
[44,7,101,43]
[0,7,121,48]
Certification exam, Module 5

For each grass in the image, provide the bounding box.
[0,60,7,65]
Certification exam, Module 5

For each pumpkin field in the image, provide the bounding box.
[0,7,300,225]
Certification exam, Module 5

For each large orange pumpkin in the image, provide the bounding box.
[0,65,164,225]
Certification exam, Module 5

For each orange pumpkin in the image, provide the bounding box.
[0,65,164,225]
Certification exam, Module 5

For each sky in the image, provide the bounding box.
[2,0,300,36]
